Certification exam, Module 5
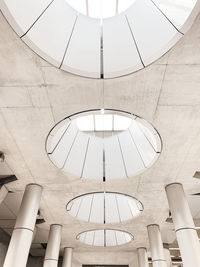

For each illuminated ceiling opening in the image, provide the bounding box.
[77,229,133,247]
[0,0,199,78]
[65,0,136,19]
[66,192,143,224]
[46,109,162,181]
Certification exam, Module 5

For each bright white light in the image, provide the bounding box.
[76,115,94,131]
[76,114,132,132]
[95,114,112,131]
[114,115,131,131]
[65,0,136,19]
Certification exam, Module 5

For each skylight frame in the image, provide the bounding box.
[66,191,144,224]
[76,229,134,247]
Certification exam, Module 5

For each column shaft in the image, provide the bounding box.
[43,224,62,267]
[165,183,200,267]
[62,248,73,267]
[147,224,167,267]
[164,248,172,267]
[3,183,42,267]
[137,247,148,267]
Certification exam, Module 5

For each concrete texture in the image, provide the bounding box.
[0,6,200,267]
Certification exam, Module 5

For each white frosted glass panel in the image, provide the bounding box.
[129,120,156,167]
[118,131,145,177]
[116,194,132,221]
[49,121,78,168]
[76,194,93,221]
[23,0,77,66]
[64,132,89,177]
[67,197,82,217]
[94,230,104,246]
[105,193,120,223]
[106,230,116,246]
[126,0,179,65]
[89,193,104,223]
[104,135,126,180]
[85,231,94,245]
[82,136,103,180]
[153,0,197,29]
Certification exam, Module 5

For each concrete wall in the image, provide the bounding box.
[27,257,63,267]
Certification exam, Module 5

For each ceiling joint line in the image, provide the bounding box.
[20,0,55,38]
[59,15,78,69]
[115,194,122,223]
[100,19,104,79]
[80,137,90,178]
[103,192,106,224]
[103,148,106,182]
[48,120,71,154]
[86,0,89,16]
[128,127,146,168]
[117,136,128,178]
[61,130,79,169]
[92,230,96,246]
[125,15,145,68]
[150,0,184,35]
[104,229,106,247]
[114,229,118,246]
[127,198,134,218]
[76,195,85,218]
[88,194,94,222]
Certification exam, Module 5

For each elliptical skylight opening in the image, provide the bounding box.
[65,0,136,19]
[77,114,132,132]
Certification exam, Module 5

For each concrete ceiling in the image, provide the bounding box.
[0,7,200,266]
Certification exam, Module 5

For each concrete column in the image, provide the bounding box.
[164,248,172,267]
[0,185,8,204]
[137,247,148,267]
[3,183,42,267]
[147,224,167,267]
[62,247,73,267]
[43,224,62,267]
[165,183,200,267]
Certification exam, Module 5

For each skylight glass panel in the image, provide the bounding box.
[66,0,87,15]
[77,229,133,247]
[114,115,132,131]
[76,115,94,131]
[95,115,112,131]
[65,0,135,19]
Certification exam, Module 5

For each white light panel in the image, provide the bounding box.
[66,192,143,224]
[65,0,135,19]
[77,229,133,247]
[46,110,161,181]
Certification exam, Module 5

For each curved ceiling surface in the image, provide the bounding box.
[0,0,199,78]
[66,192,143,224]
[46,109,162,181]
[77,229,134,247]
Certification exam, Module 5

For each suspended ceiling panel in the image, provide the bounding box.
[77,229,133,247]
[46,109,162,181]
[0,0,199,78]
[66,192,143,224]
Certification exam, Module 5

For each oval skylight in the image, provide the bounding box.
[65,0,136,19]
[77,229,133,247]
[1,0,199,78]
[66,192,143,224]
[46,109,162,181]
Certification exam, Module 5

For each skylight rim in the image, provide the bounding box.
[76,228,134,247]
[66,191,144,224]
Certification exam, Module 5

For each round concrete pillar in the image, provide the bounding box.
[165,183,200,267]
[137,247,148,267]
[3,183,42,267]
[62,247,73,267]
[43,224,62,267]
[164,248,172,267]
[147,224,167,267]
